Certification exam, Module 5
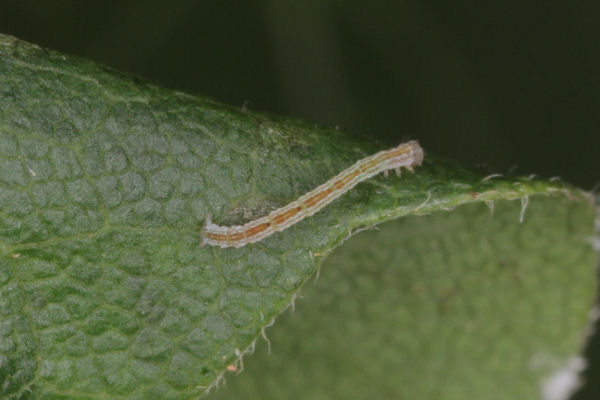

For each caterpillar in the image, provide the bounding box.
[201,140,424,248]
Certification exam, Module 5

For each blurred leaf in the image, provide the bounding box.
[213,197,597,400]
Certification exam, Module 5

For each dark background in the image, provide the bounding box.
[1,1,598,398]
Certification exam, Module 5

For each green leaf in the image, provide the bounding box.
[0,34,596,400]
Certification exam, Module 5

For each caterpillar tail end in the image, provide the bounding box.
[200,214,213,247]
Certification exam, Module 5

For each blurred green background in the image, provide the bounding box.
[1,1,598,398]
